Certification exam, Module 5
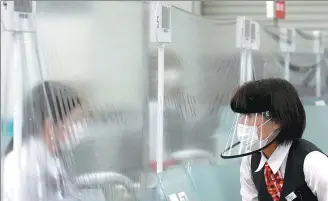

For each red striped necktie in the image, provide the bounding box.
[264,162,284,201]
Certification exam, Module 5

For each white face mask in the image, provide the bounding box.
[237,124,257,144]
[236,122,270,149]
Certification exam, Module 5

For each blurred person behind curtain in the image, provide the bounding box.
[3,81,84,201]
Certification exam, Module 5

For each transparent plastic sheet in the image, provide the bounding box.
[254,24,288,80]
[1,3,61,201]
[144,5,242,201]
[2,1,148,201]
[257,24,328,98]
[154,165,201,201]
[147,6,241,171]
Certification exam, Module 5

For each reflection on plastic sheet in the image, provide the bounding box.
[169,192,189,201]
[258,25,328,97]
[1,119,13,136]
[1,119,13,152]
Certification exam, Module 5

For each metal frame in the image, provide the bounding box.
[149,1,172,173]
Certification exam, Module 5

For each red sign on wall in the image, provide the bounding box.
[275,0,286,19]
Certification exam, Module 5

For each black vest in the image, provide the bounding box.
[251,139,326,201]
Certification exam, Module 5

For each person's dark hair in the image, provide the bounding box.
[5,81,81,155]
[230,78,306,144]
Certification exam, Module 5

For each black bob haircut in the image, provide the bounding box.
[230,78,306,144]
[5,81,81,155]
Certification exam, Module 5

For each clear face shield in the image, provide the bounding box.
[221,111,280,159]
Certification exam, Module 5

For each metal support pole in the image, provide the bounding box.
[313,31,322,98]
[316,54,321,98]
[284,52,290,81]
[240,49,247,84]
[13,11,27,201]
[149,2,171,174]
[1,1,33,201]
[273,0,279,28]
[156,44,165,173]
[279,28,295,81]
[246,50,253,81]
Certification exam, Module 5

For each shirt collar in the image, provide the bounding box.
[255,142,292,174]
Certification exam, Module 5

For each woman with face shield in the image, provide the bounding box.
[221,78,328,201]
[3,81,83,201]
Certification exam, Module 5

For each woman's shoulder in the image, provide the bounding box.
[3,150,19,201]
[4,138,49,171]
[240,154,252,167]
[291,139,326,159]
[4,150,17,170]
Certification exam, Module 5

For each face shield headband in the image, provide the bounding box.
[221,111,280,159]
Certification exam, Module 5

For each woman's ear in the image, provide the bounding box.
[42,119,53,145]
[43,119,61,153]
[273,121,281,130]
[43,119,52,131]
[43,119,62,141]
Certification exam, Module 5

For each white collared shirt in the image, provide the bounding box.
[3,138,63,201]
[3,138,107,201]
[240,142,328,201]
